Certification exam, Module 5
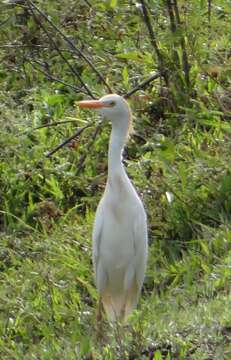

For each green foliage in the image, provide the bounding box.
[0,0,231,358]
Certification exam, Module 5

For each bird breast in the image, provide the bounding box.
[98,173,144,268]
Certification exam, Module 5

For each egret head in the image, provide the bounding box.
[78,94,133,134]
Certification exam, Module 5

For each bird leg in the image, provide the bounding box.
[96,297,105,341]
[121,301,126,324]
[96,296,104,322]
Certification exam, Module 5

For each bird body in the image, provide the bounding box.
[78,94,148,321]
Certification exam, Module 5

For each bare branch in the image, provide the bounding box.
[46,123,92,158]
[0,16,12,27]
[83,0,92,7]
[139,0,168,85]
[124,71,162,98]
[76,123,102,175]
[208,0,212,25]
[139,0,162,63]
[0,43,84,55]
[28,58,85,94]
[27,0,113,94]
[172,0,190,89]
[165,0,181,72]
[166,0,177,33]
[27,2,95,98]
[31,120,80,131]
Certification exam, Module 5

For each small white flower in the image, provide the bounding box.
[166,191,174,204]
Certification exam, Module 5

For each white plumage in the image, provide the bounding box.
[78,94,148,322]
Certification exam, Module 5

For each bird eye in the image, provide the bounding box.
[108,101,116,107]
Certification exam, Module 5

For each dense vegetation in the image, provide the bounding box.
[0,0,230,358]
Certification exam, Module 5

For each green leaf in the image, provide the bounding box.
[122,66,129,87]
[200,241,210,257]
[116,52,141,61]
[178,163,187,191]
[110,0,117,8]
[44,94,66,106]
[154,350,163,360]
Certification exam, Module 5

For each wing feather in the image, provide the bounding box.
[92,200,109,296]
[133,209,148,290]
[92,201,104,271]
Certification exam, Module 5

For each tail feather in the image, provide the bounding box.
[101,280,139,322]
[124,281,139,320]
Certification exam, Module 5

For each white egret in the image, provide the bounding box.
[78,94,148,322]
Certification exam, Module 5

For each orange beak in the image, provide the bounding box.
[77,99,104,109]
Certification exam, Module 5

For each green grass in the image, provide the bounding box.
[0,220,231,359]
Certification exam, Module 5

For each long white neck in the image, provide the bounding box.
[108,120,129,180]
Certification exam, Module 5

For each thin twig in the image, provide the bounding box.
[0,44,84,55]
[83,0,92,7]
[124,71,162,98]
[31,120,81,131]
[27,0,113,93]
[27,3,95,98]
[46,124,92,157]
[166,0,180,70]
[0,16,12,27]
[76,123,102,175]
[28,58,84,93]
[172,0,190,89]
[166,0,177,32]
[208,0,212,45]
[139,0,168,86]
[208,0,212,25]
[139,0,162,64]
